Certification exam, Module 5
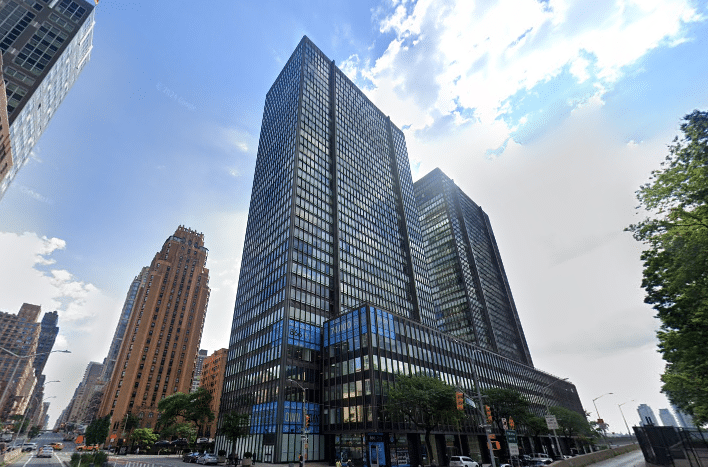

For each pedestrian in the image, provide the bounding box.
[299,454,304,467]
[348,458,353,467]
[136,447,139,455]
[336,459,342,467]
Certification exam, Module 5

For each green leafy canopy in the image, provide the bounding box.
[627,110,708,425]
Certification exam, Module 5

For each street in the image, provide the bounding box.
[3,433,646,467]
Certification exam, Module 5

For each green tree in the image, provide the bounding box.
[121,413,140,432]
[10,415,27,433]
[160,422,196,442]
[85,415,110,445]
[157,388,215,437]
[524,415,549,438]
[221,411,250,459]
[130,427,158,447]
[385,374,463,465]
[28,425,41,438]
[482,388,533,432]
[549,407,595,444]
[628,110,708,425]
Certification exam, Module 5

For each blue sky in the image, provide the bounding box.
[1,0,707,430]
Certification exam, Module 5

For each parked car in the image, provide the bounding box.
[530,454,553,464]
[183,452,201,463]
[449,456,480,467]
[22,443,37,452]
[197,453,218,465]
[196,438,210,444]
[36,446,54,458]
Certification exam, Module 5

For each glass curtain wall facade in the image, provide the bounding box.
[414,169,533,366]
[220,36,436,463]
[323,305,583,466]
[0,0,95,200]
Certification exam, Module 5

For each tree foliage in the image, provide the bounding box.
[121,413,140,432]
[130,427,158,446]
[481,388,533,432]
[85,415,110,445]
[157,388,215,437]
[220,411,250,456]
[160,422,196,442]
[385,374,463,464]
[548,407,595,442]
[628,110,708,425]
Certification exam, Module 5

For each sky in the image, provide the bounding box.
[0,0,706,433]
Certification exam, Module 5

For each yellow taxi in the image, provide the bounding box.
[50,442,64,450]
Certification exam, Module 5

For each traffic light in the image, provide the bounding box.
[485,405,493,424]
[305,414,310,428]
[456,392,464,410]
[491,441,501,450]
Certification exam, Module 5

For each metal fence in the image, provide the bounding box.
[634,426,708,467]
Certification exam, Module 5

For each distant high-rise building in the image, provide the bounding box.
[101,267,150,383]
[638,404,659,426]
[63,361,104,425]
[200,348,226,437]
[191,348,207,393]
[218,36,582,465]
[97,226,210,441]
[0,0,96,200]
[0,303,41,419]
[414,168,533,365]
[671,404,696,429]
[34,310,58,376]
[659,408,677,427]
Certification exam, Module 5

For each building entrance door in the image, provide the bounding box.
[369,442,385,467]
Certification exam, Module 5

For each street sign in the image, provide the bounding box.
[545,415,559,430]
[505,430,517,444]
[508,443,519,457]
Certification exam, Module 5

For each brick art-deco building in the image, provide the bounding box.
[97,226,210,442]
[200,348,227,438]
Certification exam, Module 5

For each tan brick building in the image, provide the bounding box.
[0,303,41,420]
[200,348,226,437]
[97,226,210,443]
[0,55,12,190]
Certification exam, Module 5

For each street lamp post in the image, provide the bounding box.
[618,401,634,441]
[592,393,613,451]
[288,379,307,467]
[0,349,70,421]
[463,346,496,467]
[542,378,569,459]
[14,389,57,446]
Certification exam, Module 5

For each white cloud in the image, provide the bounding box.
[19,186,53,204]
[209,126,251,154]
[353,0,702,141]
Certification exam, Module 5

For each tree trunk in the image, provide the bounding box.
[425,430,435,466]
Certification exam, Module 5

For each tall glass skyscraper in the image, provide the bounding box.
[0,0,96,200]
[221,37,583,465]
[222,35,436,461]
[414,168,533,366]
